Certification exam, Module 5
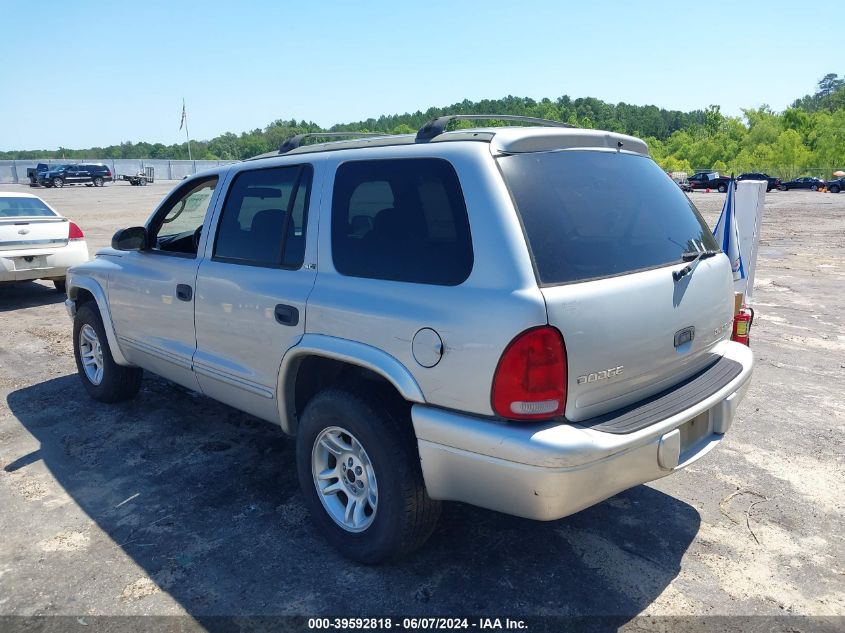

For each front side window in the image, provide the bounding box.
[150,177,218,256]
[331,158,473,285]
[213,164,312,268]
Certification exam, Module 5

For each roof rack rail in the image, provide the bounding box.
[279,132,386,154]
[415,114,573,142]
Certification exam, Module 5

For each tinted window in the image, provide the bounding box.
[214,165,312,268]
[499,150,718,285]
[331,159,472,285]
[0,197,57,217]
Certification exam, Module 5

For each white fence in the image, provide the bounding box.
[0,159,236,184]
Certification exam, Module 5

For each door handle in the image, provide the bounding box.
[176,284,193,302]
[274,304,299,326]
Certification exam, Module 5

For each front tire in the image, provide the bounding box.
[296,388,440,564]
[73,303,142,402]
[53,177,64,188]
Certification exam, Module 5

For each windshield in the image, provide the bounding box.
[498,150,718,285]
[0,196,58,218]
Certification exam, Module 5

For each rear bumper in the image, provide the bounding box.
[0,241,89,283]
[413,342,753,521]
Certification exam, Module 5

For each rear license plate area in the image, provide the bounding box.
[14,255,47,270]
[678,411,711,453]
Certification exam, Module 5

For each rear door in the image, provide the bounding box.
[498,149,735,422]
[193,161,319,422]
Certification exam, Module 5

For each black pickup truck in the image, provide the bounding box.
[737,172,781,192]
[687,171,733,192]
[26,163,50,186]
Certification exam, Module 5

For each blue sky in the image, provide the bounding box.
[1,0,839,151]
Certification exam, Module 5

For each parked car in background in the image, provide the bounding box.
[38,163,113,188]
[0,192,89,292]
[26,163,50,187]
[65,117,754,563]
[688,171,733,192]
[779,176,825,191]
[676,178,693,192]
[737,172,781,192]
[825,177,843,194]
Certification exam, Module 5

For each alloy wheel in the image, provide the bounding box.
[311,426,378,532]
[79,324,104,385]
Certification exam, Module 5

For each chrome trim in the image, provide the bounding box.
[193,361,275,399]
[118,336,192,370]
[1,238,67,247]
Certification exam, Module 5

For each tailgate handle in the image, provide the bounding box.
[274,304,299,326]
[674,326,695,348]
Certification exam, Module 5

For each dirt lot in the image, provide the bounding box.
[0,182,843,626]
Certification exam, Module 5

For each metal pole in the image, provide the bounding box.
[185,109,192,161]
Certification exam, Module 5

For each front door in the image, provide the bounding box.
[193,163,318,422]
[108,176,223,390]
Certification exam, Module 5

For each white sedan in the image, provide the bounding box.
[0,192,89,293]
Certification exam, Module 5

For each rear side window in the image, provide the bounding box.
[499,150,718,285]
[331,158,472,285]
[214,165,312,268]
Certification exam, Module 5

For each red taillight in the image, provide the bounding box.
[68,222,84,240]
[732,306,753,346]
[492,326,567,420]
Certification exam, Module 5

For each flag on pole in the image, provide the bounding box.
[179,99,186,131]
[712,178,745,283]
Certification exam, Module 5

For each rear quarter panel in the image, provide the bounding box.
[307,143,547,416]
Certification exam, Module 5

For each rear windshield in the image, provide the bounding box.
[498,150,717,285]
[0,197,57,218]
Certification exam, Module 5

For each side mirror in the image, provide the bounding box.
[112,226,148,251]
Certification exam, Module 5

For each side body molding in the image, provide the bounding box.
[67,275,131,366]
[277,333,426,435]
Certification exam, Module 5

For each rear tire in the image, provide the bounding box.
[53,279,66,293]
[296,387,440,564]
[831,185,841,194]
[717,184,727,193]
[93,176,104,187]
[73,303,142,403]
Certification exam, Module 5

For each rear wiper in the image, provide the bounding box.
[673,250,720,281]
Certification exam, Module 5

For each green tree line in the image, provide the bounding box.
[3,74,843,179]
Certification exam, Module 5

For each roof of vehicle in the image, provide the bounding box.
[248,127,649,161]
[247,115,650,162]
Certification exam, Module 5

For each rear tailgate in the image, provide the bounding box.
[498,147,735,422]
[541,259,733,421]
[0,217,69,251]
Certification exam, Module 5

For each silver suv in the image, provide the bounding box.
[65,116,754,563]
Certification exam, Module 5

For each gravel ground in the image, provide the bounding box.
[0,182,843,627]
